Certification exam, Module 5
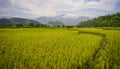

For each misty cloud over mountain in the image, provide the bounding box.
[36,15,90,25]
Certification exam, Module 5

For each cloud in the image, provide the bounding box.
[63,13,80,18]
[0,0,120,18]
[0,0,13,8]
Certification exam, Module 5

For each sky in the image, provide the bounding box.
[0,0,120,18]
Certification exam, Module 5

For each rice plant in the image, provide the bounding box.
[0,28,120,69]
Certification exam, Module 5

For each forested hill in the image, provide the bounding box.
[77,12,120,27]
[0,18,44,27]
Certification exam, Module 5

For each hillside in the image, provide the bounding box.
[77,12,120,27]
[0,18,44,27]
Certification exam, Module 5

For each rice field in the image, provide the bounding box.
[0,28,120,69]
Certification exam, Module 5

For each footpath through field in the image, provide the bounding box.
[70,28,120,69]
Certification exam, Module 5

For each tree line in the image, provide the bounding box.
[77,12,120,27]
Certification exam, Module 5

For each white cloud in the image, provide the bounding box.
[63,13,80,18]
[0,0,120,18]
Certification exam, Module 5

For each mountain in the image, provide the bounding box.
[0,18,11,24]
[0,17,43,27]
[36,15,90,25]
[10,18,40,24]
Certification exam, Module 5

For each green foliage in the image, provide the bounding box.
[78,12,120,27]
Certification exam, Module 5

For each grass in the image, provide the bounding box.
[0,28,120,69]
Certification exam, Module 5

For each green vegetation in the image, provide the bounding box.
[0,18,46,28]
[77,12,120,27]
[0,28,120,69]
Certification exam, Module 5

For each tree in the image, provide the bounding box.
[35,24,41,27]
[28,23,34,27]
[78,12,120,27]
[15,24,23,28]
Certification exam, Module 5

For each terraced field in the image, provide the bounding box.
[0,28,120,69]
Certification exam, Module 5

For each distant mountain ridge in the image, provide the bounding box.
[36,15,90,25]
[0,17,41,24]
[0,17,43,27]
[10,18,40,24]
